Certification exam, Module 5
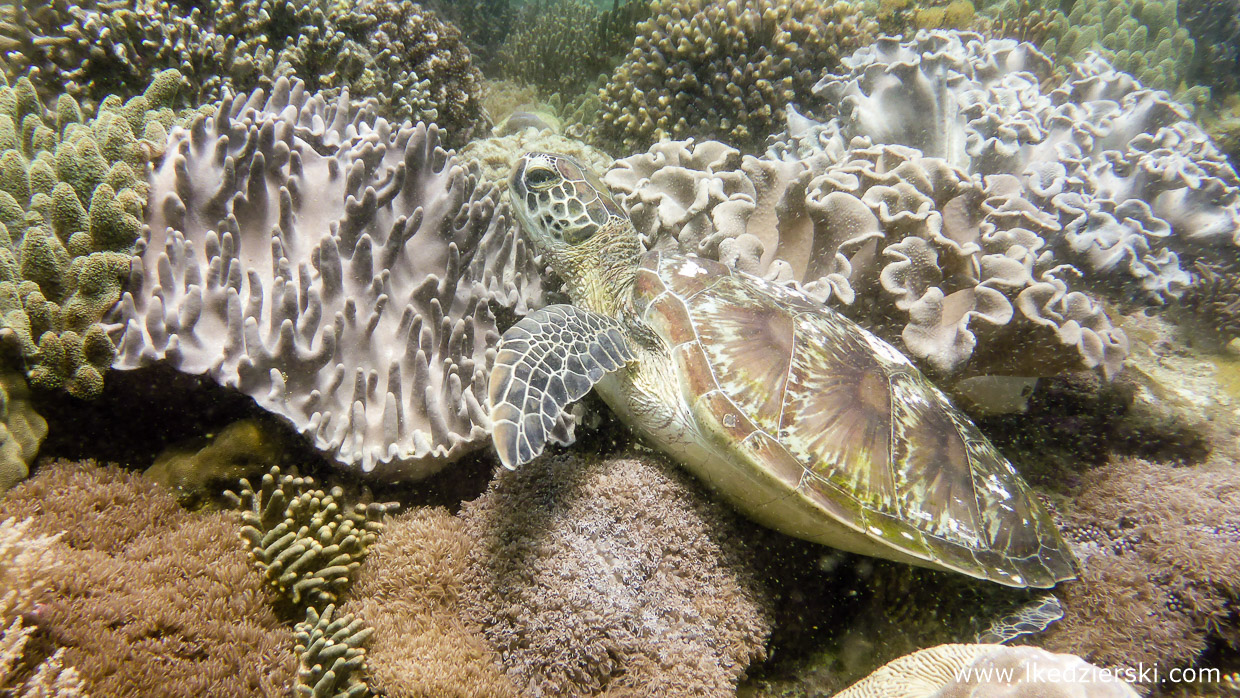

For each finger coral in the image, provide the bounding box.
[112,77,546,481]
[595,0,877,152]
[0,69,185,398]
[496,0,632,99]
[459,452,772,696]
[294,604,371,698]
[0,459,297,698]
[226,465,393,610]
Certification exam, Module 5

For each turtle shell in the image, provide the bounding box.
[632,251,1076,588]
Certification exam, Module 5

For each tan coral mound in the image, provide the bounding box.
[343,508,517,698]
[460,452,772,696]
[0,460,296,698]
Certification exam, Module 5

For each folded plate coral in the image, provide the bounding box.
[607,30,1240,379]
[112,77,546,480]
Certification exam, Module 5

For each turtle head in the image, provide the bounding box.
[509,152,636,253]
[509,153,641,311]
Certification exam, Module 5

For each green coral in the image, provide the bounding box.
[225,465,395,610]
[294,604,373,698]
[982,0,1209,107]
[0,70,185,399]
[0,371,46,491]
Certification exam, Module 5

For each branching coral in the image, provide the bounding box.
[0,69,185,398]
[112,77,546,480]
[1040,457,1240,685]
[226,465,393,609]
[497,0,618,99]
[294,604,371,698]
[595,0,876,152]
[459,451,772,696]
[0,459,297,697]
[351,0,483,144]
[0,0,480,142]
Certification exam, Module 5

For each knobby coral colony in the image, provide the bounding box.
[0,69,185,399]
[607,31,1240,382]
[112,77,546,481]
[0,0,485,147]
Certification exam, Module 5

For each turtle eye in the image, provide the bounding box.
[525,166,558,190]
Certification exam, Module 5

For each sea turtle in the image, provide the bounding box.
[489,153,1077,588]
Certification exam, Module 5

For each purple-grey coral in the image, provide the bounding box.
[111,77,546,481]
[595,0,877,152]
[459,452,772,696]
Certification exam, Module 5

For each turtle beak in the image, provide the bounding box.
[508,159,526,196]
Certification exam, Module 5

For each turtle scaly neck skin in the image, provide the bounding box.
[545,219,643,320]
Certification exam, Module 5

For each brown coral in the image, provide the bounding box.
[459,451,772,696]
[1040,457,1240,686]
[595,0,876,152]
[0,460,297,698]
[352,0,484,145]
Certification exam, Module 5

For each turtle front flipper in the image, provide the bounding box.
[488,304,635,469]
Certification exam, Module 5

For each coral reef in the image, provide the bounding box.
[0,371,46,490]
[226,465,392,610]
[0,0,483,143]
[293,604,371,698]
[144,418,285,507]
[0,459,298,697]
[834,644,1138,697]
[112,77,547,480]
[1041,457,1240,685]
[351,0,483,143]
[1180,0,1240,95]
[459,451,772,696]
[423,0,514,66]
[0,69,186,398]
[595,0,877,152]
[341,507,518,698]
[0,516,90,698]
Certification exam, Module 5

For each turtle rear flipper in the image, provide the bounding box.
[488,304,635,469]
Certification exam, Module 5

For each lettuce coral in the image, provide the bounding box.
[112,77,546,480]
